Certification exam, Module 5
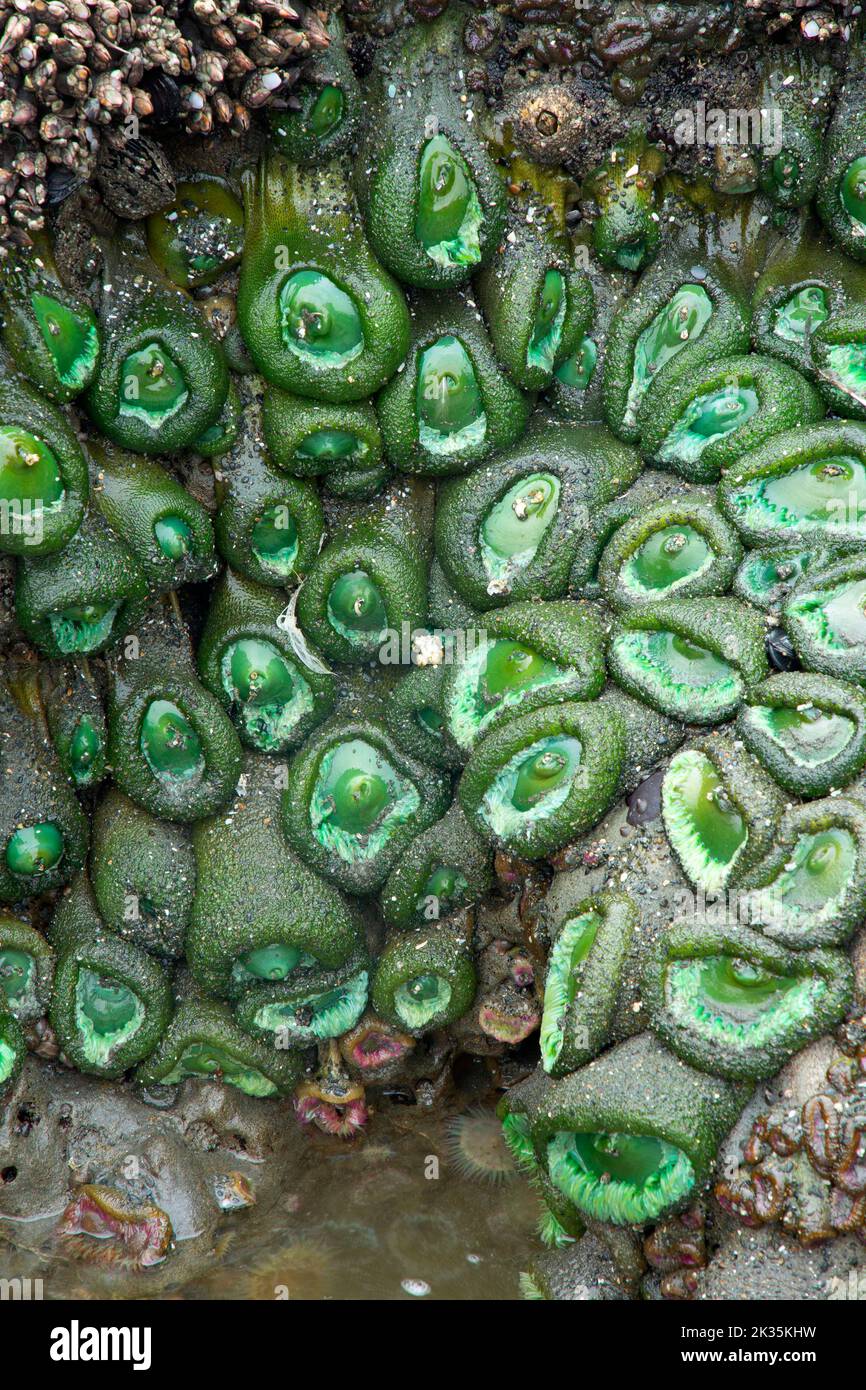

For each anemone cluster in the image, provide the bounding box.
[5,0,866,1296]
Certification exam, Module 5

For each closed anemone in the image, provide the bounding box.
[446,638,569,748]
[772,286,829,344]
[744,702,855,768]
[624,284,713,430]
[119,344,189,427]
[251,506,299,578]
[74,969,144,1066]
[555,336,596,390]
[231,943,317,988]
[664,954,818,1049]
[479,735,583,839]
[48,601,121,655]
[746,828,856,935]
[220,639,314,751]
[611,629,741,721]
[540,911,600,1073]
[0,426,64,513]
[547,1130,695,1225]
[658,386,759,468]
[394,971,451,1029]
[480,473,560,588]
[787,577,866,654]
[735,547,813,609]
[527,270,567,373]
[279,270,364,366]
[310,739,420,863]
[5,822,64,877]
[326,571,389,646]
[620,525,713,597]
[296,429,366,463]
[32,292,99,389]
[0,949,35,1012]
[252,968,368,1044]
[728,456,866,541]
[416,335,486,456]
[140,699,205,784]
[161,1042,279,1098]
[341,1014,414,1072]
[662,749,747,892]
[415,134,483,269]
[417,864,468,918]
[69,716,102,784]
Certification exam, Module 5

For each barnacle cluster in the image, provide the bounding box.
[0,0,330,246]
[5,0,866,1299]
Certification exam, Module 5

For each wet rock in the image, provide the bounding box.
[524,1232,631,1300]
[0,1059,304,1292]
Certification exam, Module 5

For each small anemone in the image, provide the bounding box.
[446,1106,517,1185]
[57,1184,173,1270]
[477,992,540,1044]
[295,1051,369,1139]
[340,1011,415,1075]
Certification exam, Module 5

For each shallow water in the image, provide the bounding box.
[0,1100,541,1302]
[189,1107,540,1301]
